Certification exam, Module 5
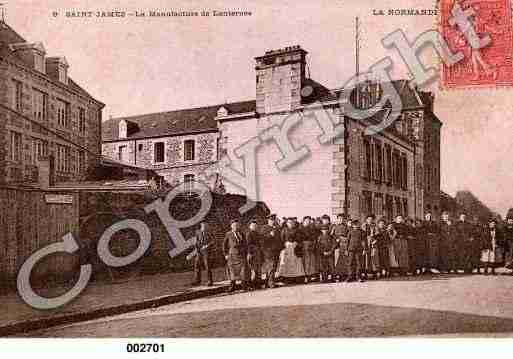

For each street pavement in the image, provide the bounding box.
[1,267,227,335]
[20,273,513,337]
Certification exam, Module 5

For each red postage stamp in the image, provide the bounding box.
[440,0,513,89]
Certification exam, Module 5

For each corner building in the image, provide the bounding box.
[102,45,441,221]
[218,46,441,220]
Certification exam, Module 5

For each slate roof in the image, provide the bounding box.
[103,78,431,141]
[0,22,103,105]
[102,100,256,141]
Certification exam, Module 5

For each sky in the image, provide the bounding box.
[6,0,513,216]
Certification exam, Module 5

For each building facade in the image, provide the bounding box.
[0,23,104,185]
[102,101,255,190]
[102,45,441,220]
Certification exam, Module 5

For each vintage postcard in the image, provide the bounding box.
[1,0,513,351]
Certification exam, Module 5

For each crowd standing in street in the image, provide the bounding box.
[191,212,513,292]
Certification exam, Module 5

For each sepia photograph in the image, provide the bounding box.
[1,0,513,351]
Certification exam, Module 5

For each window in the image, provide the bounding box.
[154,142,165,163]
[138,144,143,151]
[363,137,372,180]
[402,155,408,190]
[395,197,402,216]
[385,145,392,185]
[362,191,373,217]
[79,107,86,134]
[56,99,69,127]
[393,151,402,188]
[32,89,48,122]
[58,64,67,83]
[56,144,70,172]
[118,145,128,162]
[385,195,394,221]
[13,79,22,111]
[425,165,431,192]
[34,138,48,161]
[78,151,86,173]
[375,141,383,182]
[184,174,195,195]
[34,53,45,73]
[58,145,71,172]
[10,131,22,162]
[184,139,195,161]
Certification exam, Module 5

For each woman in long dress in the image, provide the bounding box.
[390,215,409,275]
[480,219,504,275]
[276,218,305,283]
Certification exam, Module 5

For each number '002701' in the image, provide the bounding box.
[126,343,165,353]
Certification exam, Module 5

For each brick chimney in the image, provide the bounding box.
[255,45,307,114]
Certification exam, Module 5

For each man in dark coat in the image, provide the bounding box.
[246,218,263,290]
[301,216,320,282]
[259,214,282,287]
[223,218,249,292]
[469,216,484,273]
[346,219,367,283]
[192,221,215,286]
[317,224,335,282]
[439,212,457,273]
[362,214,378,279]
[375,218,390,277]
[455,212,475,273]
[421,212,440,273]
[503,216,513,273]
[332,214,350,281]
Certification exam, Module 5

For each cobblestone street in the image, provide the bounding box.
[23,273,513,337]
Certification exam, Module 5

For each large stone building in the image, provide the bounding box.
[102,45,441,220]
[0,22,104,184]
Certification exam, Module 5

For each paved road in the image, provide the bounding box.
[23,274,513,337]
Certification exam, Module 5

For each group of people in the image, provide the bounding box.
[191,211,513,293]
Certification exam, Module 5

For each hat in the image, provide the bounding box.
[303,215,312,221]
[321,214,330,220]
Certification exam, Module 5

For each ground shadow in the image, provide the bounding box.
[22,301,513,338]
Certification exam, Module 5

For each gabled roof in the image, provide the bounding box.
[389,79,424,109]
[0,22,26,45]
[303,79,426,111]
[102,100,256,141]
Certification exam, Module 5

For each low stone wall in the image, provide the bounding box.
[78,191,270,282]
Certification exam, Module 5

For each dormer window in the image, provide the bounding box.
[217,106,228,117]
[10,42,47,74]
[45,57,69,84]
[119,120,127,139]
[34,53,45,73]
